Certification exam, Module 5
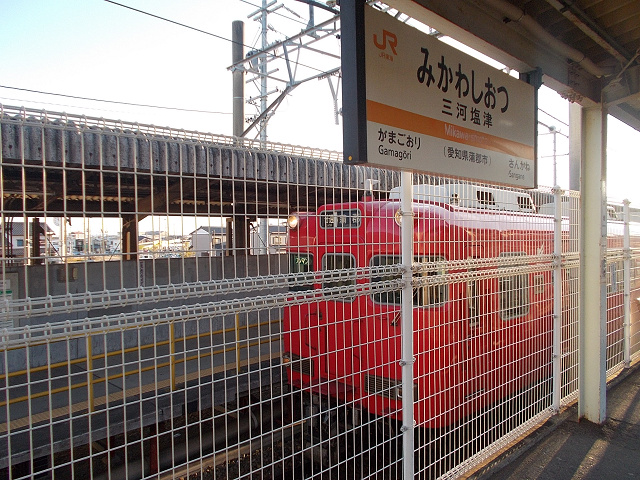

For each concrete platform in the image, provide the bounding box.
[471,363,640,479]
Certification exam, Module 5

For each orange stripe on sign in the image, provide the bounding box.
[366,100,534,160]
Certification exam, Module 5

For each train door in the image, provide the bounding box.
[284,251,321,385]
[365,254,403,404]
[491,252,535,398]
[318,252,361,387]
[414,255,466,427]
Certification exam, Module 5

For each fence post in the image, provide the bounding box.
[623,199,631,368]
[235,313,242,372]
[87,335,94,412]
[552,186,563,411]
[400,171,415,480]
[170,322,176,391]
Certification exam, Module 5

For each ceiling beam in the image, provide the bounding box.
[545,0,632,66]
[388,0,640,130]
[603,65,640,130]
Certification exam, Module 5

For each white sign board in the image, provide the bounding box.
[363,7,536,188]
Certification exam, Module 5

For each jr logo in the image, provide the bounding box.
[373,30,398,55]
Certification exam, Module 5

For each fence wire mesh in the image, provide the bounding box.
[1,106,639,479]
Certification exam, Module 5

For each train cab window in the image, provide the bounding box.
[322,253,356,301]
[370,255,402,304]
[415,256,447,307]
[499,253,529,320]
[289,253,314,292]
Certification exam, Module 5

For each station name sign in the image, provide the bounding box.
[341,2,537,188]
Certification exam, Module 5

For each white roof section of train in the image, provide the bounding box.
[388,184,536,213]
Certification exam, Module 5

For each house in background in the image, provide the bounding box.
[250,224,287,254]
[137,234,155,254]
[66,231,86,255]
[1,220,55,263]
[190,223,287,257]
[189,226,227,257]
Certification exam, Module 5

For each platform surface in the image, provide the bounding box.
[474,364,640,479]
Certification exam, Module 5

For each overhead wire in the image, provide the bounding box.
[238,0,308,27]
[0,85,232,115]
[1,2,340,125]
[104,0,336,76]
[0,95,159,115]
[539,108,569,129]
[538,119,570,139]
[104,0,237,44]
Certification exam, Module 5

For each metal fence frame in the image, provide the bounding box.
[1,106,639,479]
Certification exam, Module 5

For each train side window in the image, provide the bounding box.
[517,195,534,211]
[415,256,447,307]
[607,260,623,294]
[289,253,314,292]
[322,253,356,301]
[370,255,402,304]
[499,253,529,320]
[477,190,495,206]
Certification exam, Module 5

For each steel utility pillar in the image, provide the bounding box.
[225,217,252,256]
[122,215,139,261]
[31,218,43,265]
[232,20,244,139]
[578,103,608,423]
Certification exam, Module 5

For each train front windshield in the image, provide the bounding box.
[289,252,313,292]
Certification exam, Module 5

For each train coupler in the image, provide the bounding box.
[301,393,363,468]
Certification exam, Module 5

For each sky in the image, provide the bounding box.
[0,0,343,148]
[0,0,638,208]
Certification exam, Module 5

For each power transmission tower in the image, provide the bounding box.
[228,0,341,142]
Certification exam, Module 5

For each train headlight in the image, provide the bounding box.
[394,209,402,226]
[287,214,300,230]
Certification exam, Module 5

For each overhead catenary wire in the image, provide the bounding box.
[0,85,232,115]
[539,108,569,129]
[538,119,569,139]
[238,0,308,26]
[7,3,570,144]
[103,0,334,77]
[104,0,240,44]
[0,96,137,114]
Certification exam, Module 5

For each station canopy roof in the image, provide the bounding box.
[390,0,640,131]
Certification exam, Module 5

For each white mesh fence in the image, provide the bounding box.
[1,106,639,479]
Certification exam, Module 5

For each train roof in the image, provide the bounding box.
[388,184,536,214]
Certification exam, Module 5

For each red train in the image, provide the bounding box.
[282,183,633,436]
